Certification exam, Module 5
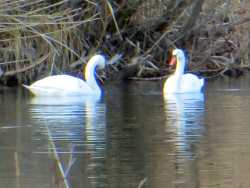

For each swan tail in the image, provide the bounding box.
[23,84,37,96]
[22,84,30,89]
[199,78,205,92]
[23,84,73,96]
[200,78,204,86]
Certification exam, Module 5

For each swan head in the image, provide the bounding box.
[89,54,106,69]
[173,49,185,58]
[170,48,186,66]
[85,54,106,80]
[84,54,106,95]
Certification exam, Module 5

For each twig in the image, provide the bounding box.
[106,0,123,40]
[45,120,71,188]
[129,75,168,81]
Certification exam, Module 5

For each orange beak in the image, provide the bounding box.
[169,56,177,66]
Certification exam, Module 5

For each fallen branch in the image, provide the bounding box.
[129,75,168,81]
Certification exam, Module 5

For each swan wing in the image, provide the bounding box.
[25,75,94,96]
[181,73,204,92]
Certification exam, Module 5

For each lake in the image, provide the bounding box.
[1,77,250,188]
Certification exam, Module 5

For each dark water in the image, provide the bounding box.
[1,77,250,188]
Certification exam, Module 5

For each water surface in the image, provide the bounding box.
[1,77,250,188]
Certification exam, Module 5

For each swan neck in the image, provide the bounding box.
[85,61,101,95]
[174,56,185,77]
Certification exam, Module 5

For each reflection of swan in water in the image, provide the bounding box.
[29,95,101,105]
[164,93,204,157]
[28,96,106,188]
[29,96,103,145]
[164,93,204,185]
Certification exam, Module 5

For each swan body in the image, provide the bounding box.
[23,55,106,97]
[164,49,204,94]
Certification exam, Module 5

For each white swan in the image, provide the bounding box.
[23,55,106,97]
[164,49,204,94]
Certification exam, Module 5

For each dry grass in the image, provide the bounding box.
[0,0,103,84]
[0,0,249,85]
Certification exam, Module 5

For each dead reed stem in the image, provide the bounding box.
[0,0,248,85]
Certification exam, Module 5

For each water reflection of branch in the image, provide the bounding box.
[15,152,21,188]
[137,177,148,188]
[45,120,71,188]
[65,145,77,178]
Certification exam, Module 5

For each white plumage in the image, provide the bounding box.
[164,49,204,94]
[23,55,106,97]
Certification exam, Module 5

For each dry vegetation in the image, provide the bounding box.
[0,0,249,86]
